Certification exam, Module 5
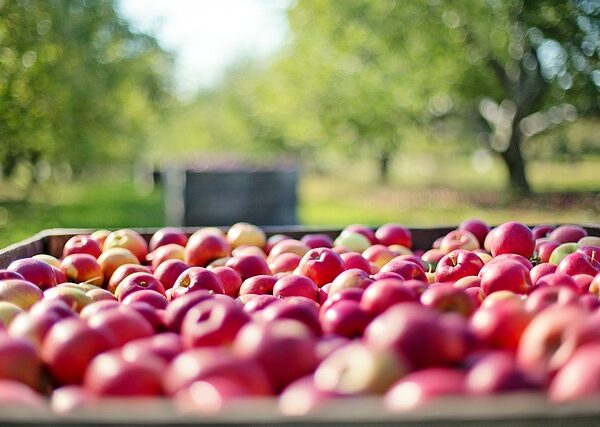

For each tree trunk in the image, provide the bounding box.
[499,122,531,195]
[377,150,391,184]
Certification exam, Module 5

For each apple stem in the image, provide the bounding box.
[592,251,597,264]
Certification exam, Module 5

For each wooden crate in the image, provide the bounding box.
[1,224,600,425]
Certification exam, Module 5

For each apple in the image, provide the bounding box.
[0,270,24,281]
[268,252,302,274]
[453,276,481,290]
[32,254,61,268]
[7,258,56,290]
[59,254,103,287]
[149,227,188,251]
[239,275,277,296]
[532,224,555,240]
[233,319,318,392]
[86,287,117,303]
[300,233,333,249]
[185,230,231,267]
[297,248,345,287]
[365,303,461,369]
[50,385,96,414]
[164,347,272,396]
[260,298,321,336]
[529,263,557,285]
[321,299,371,338]
[62,235,102,259]
[225,255,270,281]
[362,244,397,268]
[97,248,139,283]
[181,298,250,348]
[385,368,465,411]
[459,218,490,247]
[163,290,215,333]
[240,294,280,314]
[549,242,579,265]
[420,284,475,316]
[265,234,290,255]
[0,380,45,407]
[122,289,168,309]
[420,249,446,271]
[273,274,319,301]
[151,260,187,292]
[87,306,154,347]
[549,343,600,403]
[42,317,113,384]
[0,302,23,329]
[517,304,588,382]
[486,222,534,258]
[90,229,111,247]
[465,351,538,394]
[573,274,594,294]
[549,224,587,244]
[434,250,484,284]
[333,231,371,252]
[328,268,373,296]
[171,267,224,298]
[469,298,532,352]
[122,332,184,364]
[534,273,579,291]
[344,224,377,245]
[487,254,533,271]
[481,290,522,309]
[103,229,148,263]
[380,258,427,282]
[315,342,405,395]
[226,222,266,249]
[537,241,561,263]
[479,260,531,296]
[279,375,337,416]
[106,264,150,294]
[114,272,165,301]
[43,286,92,313]
[320,287,363,316]
[148,243,185,270]
[208,266,242,298]
[375,223,412,248]
[84,350,164,396]
[556,252,599,276]
[360,278,417,316]
[267,239,310,261]
[579,236,600,247]
[0,279,43,310]
[439,230,480,253]
[525,286,579,314]
[173,378,251,414]
[0,334,41,389]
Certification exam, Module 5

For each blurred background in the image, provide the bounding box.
[0,0,599,246]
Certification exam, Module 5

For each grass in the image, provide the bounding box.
[0,157,598,248]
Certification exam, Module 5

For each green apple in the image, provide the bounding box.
[334,231,371,252]
[549,243,580,266]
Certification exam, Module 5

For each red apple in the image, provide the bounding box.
[439,230,480,253]
[273,274,318,301]
[51,385,95,414]
[479,260,532,296]
[529,263,557,285]
[573,274,594,294]
[265,234,290,255]
[122,332,184,364]
[106,263,149,294]
[532,224,555,240]
[363,244,398,268]
[98,248,139,283]
[300,233,333,249]
[0,380,45,407]
[163,290,215,332]
[434,250,484,284]
[340,252,371,273]
[185,230,231,267]
[241,294,280,314]
[268,252,302,274]
[181,298,250,348]
[360,278,417,316]
[103,229,148,263]
[321,299,371,338]
[122,289,168,309]
[225,255,270,281]
[420,284,475,316]
[380,258,427,282]
[297,248,345,287]
[84,350,164,396]
[420,248,447,271]
[173,378,252,414]
[0,279,43,310]
[90,229,110,247]
[42,318,113,384]
[239,274,277,296]
[344,224,377,245]
[149,227,188,251]
[114,272,165,301]
[87,306,154,347]
[459,218,490,247]
[149,243,185,270]
[153,260,189,291]
[549,224,587,244]
[279,375,337,416]
[0,270,24,281]
[0,334,41,389]
[268,239,310,260]
[525,285,579,314]
[171,267,224,298]
[465,351,538,394]
[208,266,242,298]
[63,235,102,259]
[43,286,92,313]
[60,254,103,287]
[86,287,117,303]
[375,223,412,248]
[549,343,600,403]
[7,258,56,290]
[233,319,318,392]
[534,273,578,291]
[326,268,373,296]
[453,276,481,290]
[556,252,599,277]
[260,298,321,336]
[486,222,534,258]
[537,241,561,263]
[385,368,465,411]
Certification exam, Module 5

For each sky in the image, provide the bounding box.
[117,0,291,97]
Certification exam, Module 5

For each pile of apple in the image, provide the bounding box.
[0,220,600,415]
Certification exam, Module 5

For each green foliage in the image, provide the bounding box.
[0,0,172,178]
